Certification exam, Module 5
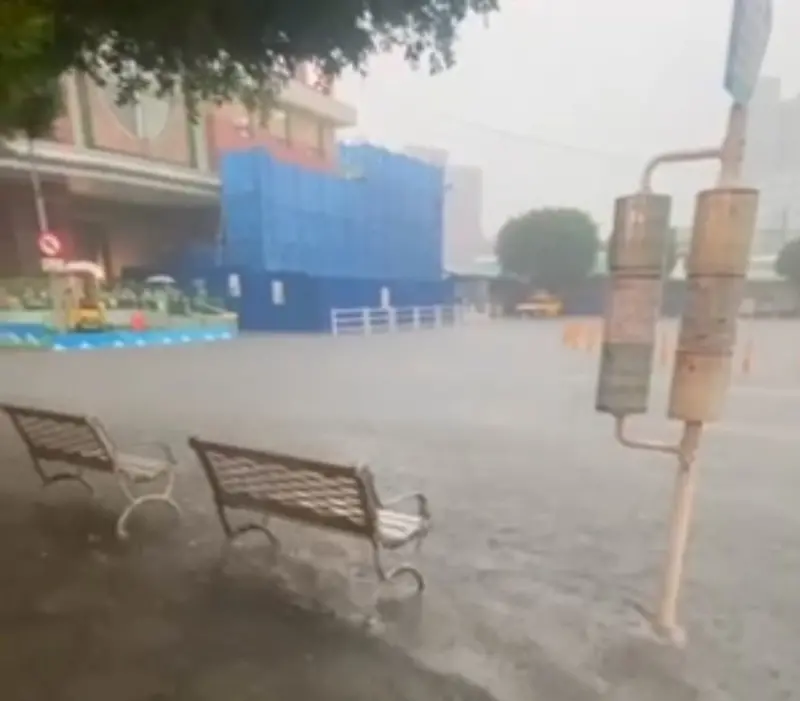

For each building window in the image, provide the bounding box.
[102,78,172,140]
[289,110,325,156]
[316,122,327,157]
[267,108,288,141]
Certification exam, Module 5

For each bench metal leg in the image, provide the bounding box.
[221,519,281,561]
[372,536,427,595]
[115,466,182,540]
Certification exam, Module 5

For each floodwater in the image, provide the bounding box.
[1,319,799,700]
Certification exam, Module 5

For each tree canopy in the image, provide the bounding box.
[0,0,497,136]
[776,238,800,287]
[494,208,600,293]
[0,2,63,137]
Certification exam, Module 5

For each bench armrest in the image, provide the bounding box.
[381,492,430,520]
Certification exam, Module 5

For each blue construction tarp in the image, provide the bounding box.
[217,144,444,281]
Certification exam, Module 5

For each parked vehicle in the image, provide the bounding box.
[516,291,563,318]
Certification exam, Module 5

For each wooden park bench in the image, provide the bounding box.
[189,437,432,592]
[1,403,182,539]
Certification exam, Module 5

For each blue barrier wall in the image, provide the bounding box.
[217,144,444,281]
[169,266,455,333]
[0,322,235,351]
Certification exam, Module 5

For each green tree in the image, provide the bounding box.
[0,8,64,233]
[776,238,800,288]
[495,208,600,293]
[1,0,494,229]
[0,0,497,126]
[0,2,61,138]
[0,2,64,231]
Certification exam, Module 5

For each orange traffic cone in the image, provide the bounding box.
[566,323,579,350]
[586,323,599,353]
[741,338,753,375]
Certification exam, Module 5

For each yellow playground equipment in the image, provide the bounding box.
[52,261,108,332]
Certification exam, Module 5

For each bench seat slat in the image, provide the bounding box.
[218,491,370,534]
[378,509,426,547]
[1,404,114,471]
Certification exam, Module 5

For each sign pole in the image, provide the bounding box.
[599,0,772,646]
[659,0,770,644]
[655,102,750,650]
[718,103,748,187]
[653,422,701,644]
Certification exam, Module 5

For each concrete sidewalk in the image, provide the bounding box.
[0,476,498,701]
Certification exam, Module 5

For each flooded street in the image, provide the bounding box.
[1,320,799,700]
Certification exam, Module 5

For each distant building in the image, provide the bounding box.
[742,77,800,252]
[405,146,488,271]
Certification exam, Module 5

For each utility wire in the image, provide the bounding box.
[439,113,647,164]
[350,99,647,163]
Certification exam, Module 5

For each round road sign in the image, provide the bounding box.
[38,231,62,258]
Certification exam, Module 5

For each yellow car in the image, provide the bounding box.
[516,292,562,318]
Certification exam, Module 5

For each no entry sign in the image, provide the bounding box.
[37,231,62,258]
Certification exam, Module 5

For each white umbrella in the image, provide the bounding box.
[145,274,176,285]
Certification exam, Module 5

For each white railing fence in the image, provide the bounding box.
[330,305,464,336]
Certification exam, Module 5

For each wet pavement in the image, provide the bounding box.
[0,446,500,701]
[1,320,799,700]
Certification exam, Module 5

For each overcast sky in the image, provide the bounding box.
[337,0,800,237]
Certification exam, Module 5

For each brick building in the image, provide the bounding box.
[0,65,356,279]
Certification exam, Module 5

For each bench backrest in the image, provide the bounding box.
[189,437,380,538]
[1,404,115,472]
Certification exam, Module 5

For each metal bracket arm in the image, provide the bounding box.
[614,416,680,457]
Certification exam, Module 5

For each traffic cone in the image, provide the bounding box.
[741,338,753,375]
[578,323,589,352]
[587,323,600,353]
[567,322,579,350]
